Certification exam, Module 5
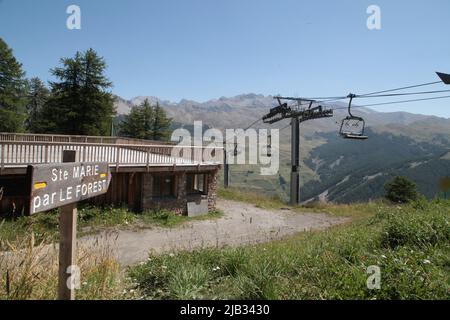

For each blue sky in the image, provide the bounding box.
[1,0,449,117]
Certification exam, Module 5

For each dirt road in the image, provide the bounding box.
[80,200,349,266]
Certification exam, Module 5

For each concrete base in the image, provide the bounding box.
[187,199,209,217]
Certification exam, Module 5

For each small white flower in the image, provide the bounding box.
[423,259,431,264]
[169,253,175,257]
[82,281,87,286]
[212,266,221,271]
[381,255,387,259]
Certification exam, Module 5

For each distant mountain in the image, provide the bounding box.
[114,94,450,202]
[301,129,449,203]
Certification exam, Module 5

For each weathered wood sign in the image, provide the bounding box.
[27,162,111,214]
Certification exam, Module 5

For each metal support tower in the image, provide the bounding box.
[290,117,300,205]
[263,97,333,205]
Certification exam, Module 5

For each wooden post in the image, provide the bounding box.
[290,117,300,205]
[1,143,4,173]
[223,148,229,188]
[116,147,120,172]
[58,150,77,300]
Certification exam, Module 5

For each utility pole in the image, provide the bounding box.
[290,117,300,204]
[223,148,229,188]
[262,97,333,205]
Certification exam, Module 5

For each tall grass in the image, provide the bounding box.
[0,230,125,300]
[129,199,450,300]
[0,206,223,300]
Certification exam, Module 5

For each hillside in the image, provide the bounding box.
[115,94,450,202]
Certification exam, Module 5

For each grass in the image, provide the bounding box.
[0,206,223,251]
[218,187,286,210]
[129,197,450,300]
[1,188,448,300]
[138,209,223,228]
[0,205,223,299]
[0,202,222,299]
[0,232,127,300]
[219,187,385,220]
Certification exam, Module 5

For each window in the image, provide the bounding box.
[187,174,207,194]
[152,175,176,197]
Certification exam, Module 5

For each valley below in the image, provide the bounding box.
[115,93,450,203]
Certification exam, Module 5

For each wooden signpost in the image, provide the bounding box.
[26,150,111,300]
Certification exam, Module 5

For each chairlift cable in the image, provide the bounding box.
[356,94,450,108]
[331,94,450,110]
[223,118,263,145]
[296,80,445,104]
[354,89,450,98]
[357,80,443,97]
[223,80,448,142]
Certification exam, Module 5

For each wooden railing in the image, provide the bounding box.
[0,132,174,146]
[0,139,222,172]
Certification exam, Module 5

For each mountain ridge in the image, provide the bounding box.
[114,93,450,202]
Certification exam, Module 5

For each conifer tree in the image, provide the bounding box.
[25,77,49,133]
[151,102,172,140]
[0,38,27,132]
[120,100,172,141]
[120,99,154,140]
[41,49,115,135]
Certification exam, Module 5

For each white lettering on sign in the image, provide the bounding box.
[30,162,110,214]
[72,164,99,179]
[32,179,108,214]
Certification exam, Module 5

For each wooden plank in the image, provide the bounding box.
[127,172,135,211]
[58,150,77,300]
[0,164,221,177]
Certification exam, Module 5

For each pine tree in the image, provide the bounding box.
[0,38,27,132]
[384,176,419,203]
[151,102,172,141]
[120,99,154,140]
[25,77,49,133]
[119,100,172,141]
[41,49,115,135]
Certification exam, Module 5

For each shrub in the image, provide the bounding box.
[384,176,419,203]
[380,201,450,249]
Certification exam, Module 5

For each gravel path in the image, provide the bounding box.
[80,200,350,266]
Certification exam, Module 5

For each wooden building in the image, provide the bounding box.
[0,133,222,217]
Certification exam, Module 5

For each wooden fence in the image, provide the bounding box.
[0,134,222,172]
[0,132,175,145]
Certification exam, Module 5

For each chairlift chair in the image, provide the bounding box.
[339,94,368,140]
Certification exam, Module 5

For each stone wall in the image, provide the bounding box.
[141,172,153,210]
[141,170,219,215]
[141,172,187,215]
[207,169,219,211]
